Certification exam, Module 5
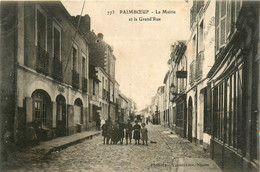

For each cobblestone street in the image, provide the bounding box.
[3,124,221,172]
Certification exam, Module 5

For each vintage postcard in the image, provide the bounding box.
[0,0,259,171]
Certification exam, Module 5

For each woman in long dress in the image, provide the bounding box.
[141,123,148,146]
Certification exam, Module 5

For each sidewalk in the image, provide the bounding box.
[3,130,100,169]
[156,125,222,172]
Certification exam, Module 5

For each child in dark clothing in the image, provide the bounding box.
[101,120,109,144]
[133,120,141,145]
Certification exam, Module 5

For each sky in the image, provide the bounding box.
[62,0,190,111]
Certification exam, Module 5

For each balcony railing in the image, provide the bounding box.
[36,46,49,75]
[53,56,63,81]
[82,77,88,92]
[189,60,195,86]
[195,51,204,81]
[72,69,79,89]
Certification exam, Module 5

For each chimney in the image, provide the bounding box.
[77,14,91,32]
[97,33,104,40]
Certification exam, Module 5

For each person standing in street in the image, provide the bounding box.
[107,121,114,144]
[101,120,109,144]
[96,114,101,131]
[133,120,141,145]
[112,121,120,144]
[125,119,133,145]
[141,123,148,146]
[119,121,125,144]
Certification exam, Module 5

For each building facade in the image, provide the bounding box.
[185,0,215,149]
[96,67,109,121]
[169,41,187,138]
[207,1,259,171]
[1,1,92,145]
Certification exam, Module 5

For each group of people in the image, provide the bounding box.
[101,119,148,146]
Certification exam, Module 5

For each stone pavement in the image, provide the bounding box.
[1,130,100,171]
[2,124,222,172]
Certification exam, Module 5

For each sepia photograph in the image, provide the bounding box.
[0,0,259,171]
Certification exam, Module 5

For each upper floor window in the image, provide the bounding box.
[35,6,47,50]
[53,22,61,60]
[82,55,86,78]
[102,77,104,89]
[216,0,242,53]
[72,46,78,71]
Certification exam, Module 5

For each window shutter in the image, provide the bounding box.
[226,0,231,36]
[220,0,227,46]
[231,0,236,32]
[215,1,220,51]
[216,1,220,27]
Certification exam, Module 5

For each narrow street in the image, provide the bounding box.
[4,125,221,172]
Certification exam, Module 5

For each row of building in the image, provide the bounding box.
[149,0,259,171]
[0,1,137,146]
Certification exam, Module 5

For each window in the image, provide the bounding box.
[212,66,246,152]
[102,77,104,89]
[36,6,47,50]
[82,56,86,77]
[72,46,77,71]
[192,35,196,59]
[93,79,95,96]
[32,90,50,126]
[216,0,242,53]
[53,26,61,60]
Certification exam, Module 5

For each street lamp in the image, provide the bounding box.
[170,83,179,96]
[170,83,176,94]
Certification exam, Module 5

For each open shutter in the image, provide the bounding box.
[226,0,231,37]
[220,0,227,46]
[215,1,220,51]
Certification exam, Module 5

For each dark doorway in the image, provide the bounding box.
[188,97,193,142]
[56,94,66,136]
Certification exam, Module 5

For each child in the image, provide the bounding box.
[133,120,141,145]
[141,123,148,146]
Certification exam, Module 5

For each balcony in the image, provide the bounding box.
[189,60,195,86]
[195,51,204,81]
[72,69,79,89]
[52,56,63,82]
[36,46,49,75]
[82,77,88,92]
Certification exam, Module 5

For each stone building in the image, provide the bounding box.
[78,16,117,123]
[207,1,259,171]
[162,72,170,127]
[96,67,109,121]
[0,1,91,144]
[168,41,187,138]
[186,0,215,149]
[88,64,101,127]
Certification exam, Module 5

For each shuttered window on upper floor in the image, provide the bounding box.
[215,0,242,55]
